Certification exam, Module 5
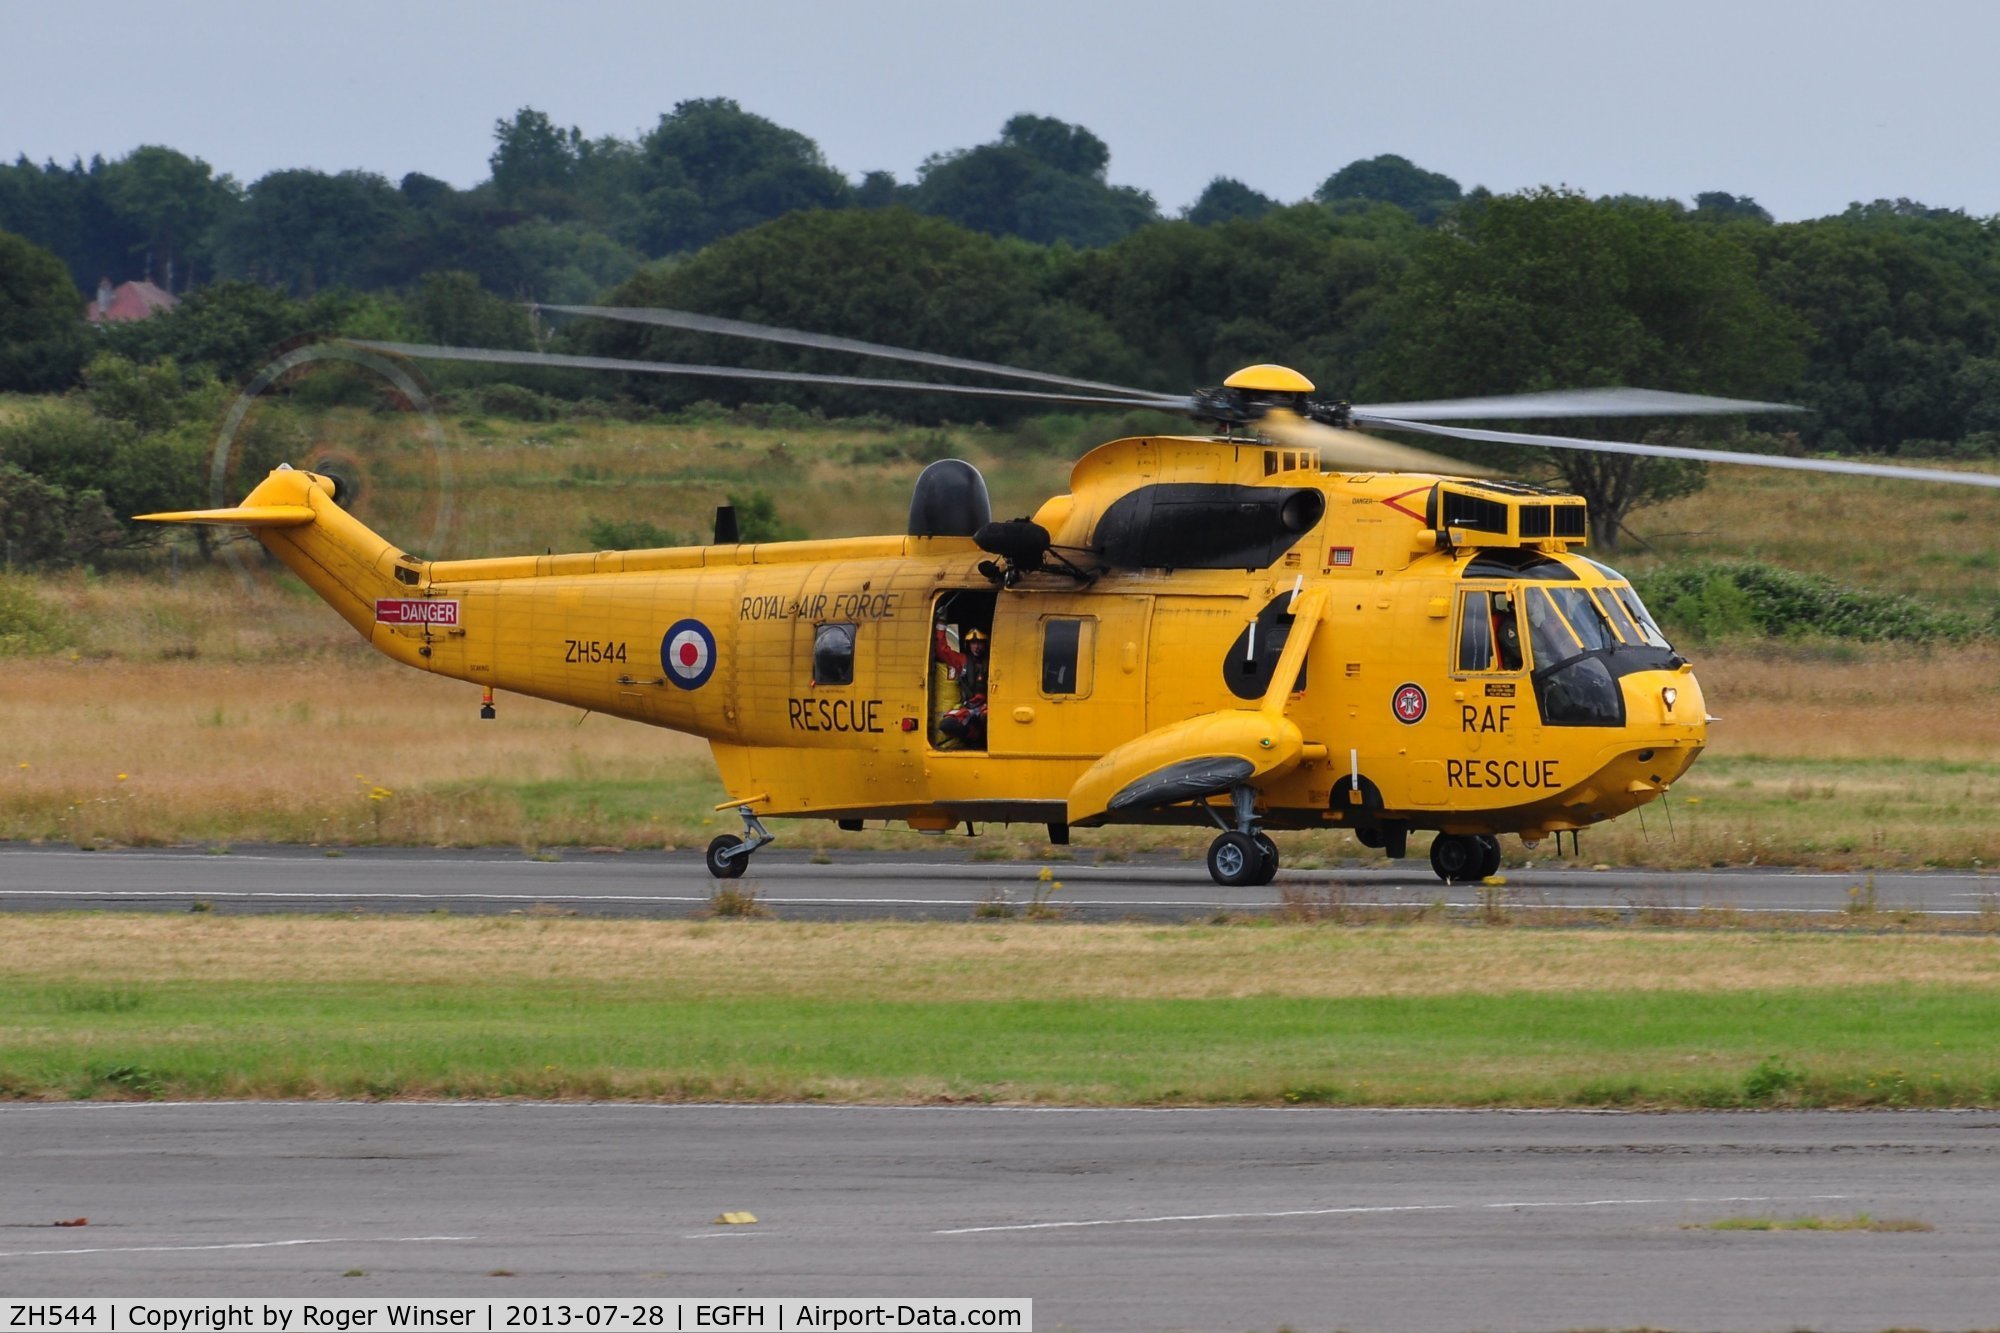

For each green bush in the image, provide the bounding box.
[469,383,558,421]
[1635,560,1982,644]
[583,516,683,550]
[0,574,75,655]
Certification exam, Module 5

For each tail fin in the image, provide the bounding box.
[139,465,426,645]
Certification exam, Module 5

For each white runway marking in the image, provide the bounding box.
[0,1234,474,1259]
[934,1193,1850,1235]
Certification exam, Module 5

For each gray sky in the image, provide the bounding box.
[5,0,1996,222]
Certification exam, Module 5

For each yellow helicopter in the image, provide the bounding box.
[140,306,2000,886]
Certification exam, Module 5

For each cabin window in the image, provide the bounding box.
[1455,591,1523,673]
[812,622,857,686]
[1041,617,1095,697]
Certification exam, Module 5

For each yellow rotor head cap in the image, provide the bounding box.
[1223,364,1316,393]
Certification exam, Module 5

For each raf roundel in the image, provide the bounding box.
[662,618,718,690]
[1391,682,1427,724]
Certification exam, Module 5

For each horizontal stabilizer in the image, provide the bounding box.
[135,505,317,528]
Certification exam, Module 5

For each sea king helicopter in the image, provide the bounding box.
[142,305,2000,885]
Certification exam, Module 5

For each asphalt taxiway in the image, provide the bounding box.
[4,1105,1998,1330]
[2,842,1995,921]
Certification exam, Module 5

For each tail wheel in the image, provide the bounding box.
[1428,833,1483,884]
[1252,832,1280,885]
[1477,835,1503,879]
[1206,831,1264,887]
[705,834,748,879]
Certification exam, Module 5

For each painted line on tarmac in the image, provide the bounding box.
[0,1234,474,1259]
[934,1193,1850,1235]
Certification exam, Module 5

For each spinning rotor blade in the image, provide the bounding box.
[342,340,1181,412]
[1257,408,1496,477]
[1367,417,2000,490]
[535,303,1186,403]
[1352,387,1804,422]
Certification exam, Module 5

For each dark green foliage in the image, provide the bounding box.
[637,98,850,255]
[0,401,201,540]
[0,229,87,391]
[211,169,408,295]
[408,272,534,349]
[0,466,122,568]
[1693,191,1774,225]
[100,146,232,288]
[1316,154,1463,224]
[726,490,804,542]
[911,115,1158,248]
[1183,177,1278,226]
[1064,204,1421,390]
[466,382,559,420]
[98,280,309,381]
[583,516,682,550]
[1747,215,2000,452]
[1365,189,1805,546]
[1635,560,1983,644]
[590,209,1139,417]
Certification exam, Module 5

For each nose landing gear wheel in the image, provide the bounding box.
[1207,831,1266,887]
[1476,834,1503,879]
[1429,833,1485,884]
[705,834,749,879]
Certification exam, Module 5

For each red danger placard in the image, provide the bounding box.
[375,599,460,627]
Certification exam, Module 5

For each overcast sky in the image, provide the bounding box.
[5,0,1996,222]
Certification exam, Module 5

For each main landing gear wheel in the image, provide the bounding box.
[705,834,748,879]
[1429,833,1487,884]
[1476,834,1503,879]
[1252,832,1280,885]
[1207,831,1266,888]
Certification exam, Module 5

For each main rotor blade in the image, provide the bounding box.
[343,340,1188,412]
[1258,409,1496,477]
[1363,417,2000,490]
[1352,387,1804,422]
[535,303,1184,402]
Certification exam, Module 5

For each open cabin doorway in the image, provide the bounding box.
[928,589,997,751]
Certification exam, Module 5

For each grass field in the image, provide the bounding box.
[3,916,1996,1106]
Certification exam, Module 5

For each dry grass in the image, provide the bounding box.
[7,916,2000,1002]
[1686,1214,1935,1233]
[0,654,718,846]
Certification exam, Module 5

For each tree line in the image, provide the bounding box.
[6,100,2000,559]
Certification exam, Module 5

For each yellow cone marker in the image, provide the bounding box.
[712,1212,758,1226]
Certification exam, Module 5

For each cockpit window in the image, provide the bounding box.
[1525,588,1578,669]
[1594,588,1643,644]
[1545,587,1615,653]
[1615,586,1672,649]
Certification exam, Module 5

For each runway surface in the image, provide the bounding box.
[4,1104,1998,1330]
[2,841,1996,921]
